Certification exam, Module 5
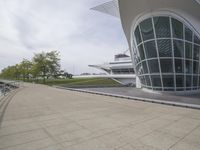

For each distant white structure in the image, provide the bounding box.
[92,0,200,93]
[89,51,136,86]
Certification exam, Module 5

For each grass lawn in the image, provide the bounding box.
[40,78,121,87]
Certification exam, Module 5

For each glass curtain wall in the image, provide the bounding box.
[133,16,200,91]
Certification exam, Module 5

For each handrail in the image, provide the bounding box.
[0,80,20,98]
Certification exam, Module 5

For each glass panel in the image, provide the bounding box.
[160,59,173,73]
[185,42,193,59]
[194,45,200,60]
[193,76,198,86]
[175,59,184,73]
[138,44,145,60]
[153,17,171,38]
[139,76,146,85]
[153,88,162,91]
[157,39,172,57]
[186,75,192,87]
[145,75,151,86]
[148,59,160,73]
[142,61,148,74]
[193,61,199,74]
[174,40,184,58]
[176,75,184,87]
[176,88,184,91]
[136,63,143,75]
[199,76,200,87]
[185,27,193,42]
[172,18,183,39]
[162,75,174,87]
[185,60,193,74]
[140,18,154,41]
[144,41,157,58]
[151,75,162,87]
[134,26,142,45]
[164,88,174,91]
[194,35,200,45]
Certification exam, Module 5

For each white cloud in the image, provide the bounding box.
[0,0,128,74]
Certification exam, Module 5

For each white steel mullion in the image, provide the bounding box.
[198,45,200,88]
[192,32,194,89]
[152,17,164,91]
[183,25,186,91]
[132,28,147,87]
[132,33,140,78]
[138,25,153,89]
[170,17,176,91]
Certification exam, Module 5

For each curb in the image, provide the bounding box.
[54,86,200,110]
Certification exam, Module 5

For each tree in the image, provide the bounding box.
[0,64,20,80]
[18,59,33,81]
[32,51,61,83]
[0,50,63,82]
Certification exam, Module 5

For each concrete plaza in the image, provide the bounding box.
[0,83,200,150]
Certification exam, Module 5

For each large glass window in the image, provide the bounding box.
[199,76,200,87]
[133,16,200,91]
[157,39,172,57]
[145,75,151,86]
[160,59,173,73]
[186,75,192,87]
[193,61,199,74]
[144,41,157,58]
[134,26,142,45]
[138,44,145,60]
[176,75,184,87]
[162,75,174,87]
[194,35,200,45]
[154,17,171,38]
[175,59,184,73]
[140,18,154,41]
[193,76,198,87]
[148,59,160,73]
[185,60,193,74]
[172,18,183,39]
[151,75,162,87]
[174,40,184,58]
[185,42,193,59]
[142,61,148,74]
[193,45,200,60]
[185,27,193,42]
[139,76,146,85]
[136,63,143,75]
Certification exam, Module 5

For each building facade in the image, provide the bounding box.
[89,53,136,85]
[93,0,200,93]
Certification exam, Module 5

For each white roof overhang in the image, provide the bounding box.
[91,0,120,18]
[118,0,200,43]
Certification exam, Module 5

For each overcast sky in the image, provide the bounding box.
[0,0,128,75]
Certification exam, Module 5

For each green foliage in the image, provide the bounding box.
[0,51,66,82]
[19,59,33,81]
[43,78,120,87]
[32,51,61,83]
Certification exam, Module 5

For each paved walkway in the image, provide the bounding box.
[0,83,200,150]
[82,87,200,106]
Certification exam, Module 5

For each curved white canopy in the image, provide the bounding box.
[91,0,119,17]
[118,0,200,43]
[196,0,200,5]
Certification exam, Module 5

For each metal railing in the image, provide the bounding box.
[0,80,20,97]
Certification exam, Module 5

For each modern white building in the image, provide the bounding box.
[89,52,136,85]
[92,0,200,93]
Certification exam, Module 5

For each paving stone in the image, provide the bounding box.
[0,83,199,150]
